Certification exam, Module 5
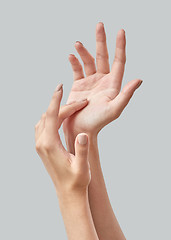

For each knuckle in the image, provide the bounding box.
[35,122,40,130]
[42,141,54,152]
[85,56,95,64]
[41,113,46,119]
[96,52,108,60]
[35,142,41,152]
[34,121,40,131]
[114,56,126,64]
[36,140,55,153]
[74,66,82,72]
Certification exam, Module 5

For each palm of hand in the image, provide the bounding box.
[66,73,119,134]
[63,23,142,136]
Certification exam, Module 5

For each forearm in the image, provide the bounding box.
[65,133,125,240]
[58,189,99,240]
[88,135,126,240]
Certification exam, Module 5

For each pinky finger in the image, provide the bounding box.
[35,113,46,142]
[35,120,41,142]
[68,54,84,81]
[37,113,46,136]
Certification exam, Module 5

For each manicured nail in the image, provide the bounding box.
[121,28,125,33]
[78,133,88,145]
[136,80,143,89]
[76,41,83,45]
[98,22,104,26]
[81,98,88,102]
[55,83,63,91]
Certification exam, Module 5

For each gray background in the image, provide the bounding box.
[0,0,170,239]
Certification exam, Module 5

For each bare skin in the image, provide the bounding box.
[63,24,142,140]
[35,84,99,240]
[63,22,142,239]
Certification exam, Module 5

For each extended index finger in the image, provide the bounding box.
[46,83,63,135]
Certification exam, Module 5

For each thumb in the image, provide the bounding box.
[109,79,143,120]
[75,133,89,168]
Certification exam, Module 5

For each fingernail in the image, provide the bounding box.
[98,22,104,26]
[136,80,143,89]
[55,83,63,91]
[80,98,88,102]
[78,133,88,145]
[76,41,83,45]
[120,29,125,34]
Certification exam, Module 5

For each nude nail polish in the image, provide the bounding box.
[98,22,104,26]
[81,98,88,102]
[136,80,143,89]
[78,134,88,145]
[55,83,63,91]
[76,41,83,45]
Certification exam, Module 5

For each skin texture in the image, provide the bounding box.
[35,85,99,240]
[63,22,142,239]
[63,24,142,141]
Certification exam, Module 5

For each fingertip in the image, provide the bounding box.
[75,41,83,48]
[53,83,63,102]
[81,98,89,103]
[122,79,142,94]
[46,84,63,122]
[77,99,89,108]
[68,54,75,60]
[116,29,126,48]
[96,22,104,32]
[73,99,89,111]
[117,29,125,36]
[135,79,143,90]
[120,28,125,33]
[65,99,88,109]
[98,21,104,26]
[55,83,63,92]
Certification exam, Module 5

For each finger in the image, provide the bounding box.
[109,79,143,120]
[75,41,96,76]
[111,29,126,91]
[96,22,110,74]
[35,119,41,142]
[46,83,63,134]
[68,54,84,81]
[37,113,46,138]
[74,133,89,168]
[58,99,88,128]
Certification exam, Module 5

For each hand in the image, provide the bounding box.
[35,84,91,196]
[63,23,142,139]
[35,84,99,240]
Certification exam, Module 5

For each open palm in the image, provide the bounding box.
[63,23,142,136]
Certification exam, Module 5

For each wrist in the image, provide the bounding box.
[64,129,98,152]
[57,187,89,209]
